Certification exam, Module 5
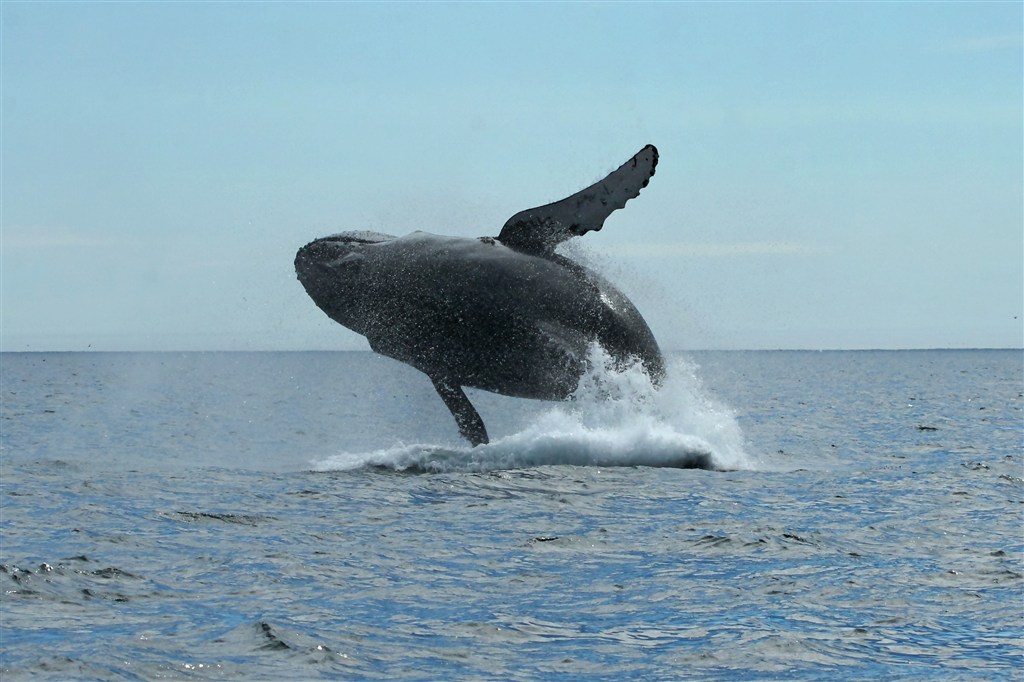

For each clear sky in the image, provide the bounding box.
[2,1,1021,351]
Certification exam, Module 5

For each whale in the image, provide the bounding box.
[295,144,664,446]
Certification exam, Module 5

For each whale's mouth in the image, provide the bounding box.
[295,231,397,281]
[318,231,396,246]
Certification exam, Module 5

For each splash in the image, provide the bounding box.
[313,346,754,474]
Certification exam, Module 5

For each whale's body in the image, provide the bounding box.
[295,145,663,445]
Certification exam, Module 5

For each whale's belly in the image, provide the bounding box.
[362,236,660,399]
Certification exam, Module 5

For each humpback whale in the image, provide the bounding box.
[295,145,663,446]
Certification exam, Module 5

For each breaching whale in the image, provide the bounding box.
[295,145,664,446]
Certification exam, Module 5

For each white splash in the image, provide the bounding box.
[313,346,754,473]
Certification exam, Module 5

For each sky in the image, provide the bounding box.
[2,1,1022,351]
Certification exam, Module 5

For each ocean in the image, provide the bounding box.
[1,349,1021,680]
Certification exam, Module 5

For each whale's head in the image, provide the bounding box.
[294,231,397,334]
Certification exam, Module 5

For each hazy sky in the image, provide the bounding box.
[3,2,1021,351]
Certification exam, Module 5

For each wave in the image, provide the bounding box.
[312,347,754,474]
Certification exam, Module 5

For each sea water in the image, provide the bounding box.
[1,349,1021,679]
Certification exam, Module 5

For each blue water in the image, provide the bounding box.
[1,350,1022,679]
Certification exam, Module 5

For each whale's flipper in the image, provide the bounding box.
[431,377,489,447]
[498,144,658,254]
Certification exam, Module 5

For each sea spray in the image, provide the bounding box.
[313,345,753,473]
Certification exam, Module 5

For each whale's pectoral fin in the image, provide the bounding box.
[431,377,489,447]
[498,144,658,254]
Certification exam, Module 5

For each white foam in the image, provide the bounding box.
[313,346,755,473]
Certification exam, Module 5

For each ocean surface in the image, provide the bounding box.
[1,349,1021,680]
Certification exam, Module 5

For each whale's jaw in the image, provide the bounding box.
[294,232,397,335]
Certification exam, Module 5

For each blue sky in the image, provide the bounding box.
[3,2,1021,351]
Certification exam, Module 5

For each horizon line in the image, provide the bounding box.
[1,347,1021,354]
